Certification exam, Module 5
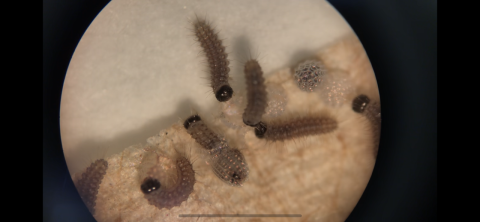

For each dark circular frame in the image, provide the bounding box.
[43,0,437,221]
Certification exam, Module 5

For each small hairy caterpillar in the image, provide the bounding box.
[193,17,233,102]
[184,114,249,186]
[141,155,196,210]
[184,114,229,151]
[243,59,268,126]
[254,115,338,141]
[352,94,381,157]
[75,159,108,215]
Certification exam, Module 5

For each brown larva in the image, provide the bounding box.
[352,94,381,157]
[141,154,196,210]
[183,114,250,186]
[242,59,268,126]
[254,115,338,141]
[183,114,229,152]
[74,159,108,215]
[193,17,233,102]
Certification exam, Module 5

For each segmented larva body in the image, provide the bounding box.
[255,116,338,141]
[210,148,249,186]
[193,18,233,102]
[75,159,108,215]
[184,115,229,151]
[367,102,381,157]
[243,59,268,126]
[184,114,250,186]
[352,94,382,157]
[141,156,195,210]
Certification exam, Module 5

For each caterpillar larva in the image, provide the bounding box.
[193,17,233,102]
[141,155,196,210]
[243,59,268,126]
[255,115,338,141]
[75,159,108,215]
[352,94,381,157]
[184,114,229,151]
[183,114,249,186]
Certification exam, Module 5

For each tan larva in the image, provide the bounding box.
[74,159,108,215]
[193,17,233,102]
[255,115,338,141]
[243,59,268,126]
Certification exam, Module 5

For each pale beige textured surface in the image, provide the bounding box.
[73,34,380,222]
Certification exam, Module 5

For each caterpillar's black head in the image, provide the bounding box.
[215,85,233,102]
[140,177,161,194]
[254,121,267,138]
[184,115,202,129]
[230,171,244,185]
[352,94,371,113]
